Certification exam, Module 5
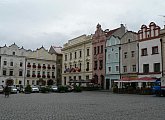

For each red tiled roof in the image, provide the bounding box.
[105,28,119,37]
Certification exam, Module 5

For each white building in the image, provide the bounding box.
[62,34,93,86]
[138,22,162,78]
[0,44,57,86]
[0,43,26,86]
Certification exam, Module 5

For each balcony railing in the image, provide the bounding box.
[32,74,36,77]
[27,64,31,67]
[37,74,41,78]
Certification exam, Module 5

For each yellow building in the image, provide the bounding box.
[62,34,93,86]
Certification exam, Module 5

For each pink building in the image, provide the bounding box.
[92,24,125,89]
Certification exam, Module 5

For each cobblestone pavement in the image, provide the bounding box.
[0,91,165,120]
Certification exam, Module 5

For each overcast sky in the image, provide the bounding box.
[0,0,165,50]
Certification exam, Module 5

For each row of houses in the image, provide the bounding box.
[1,21,165,90]
[0,44,62,87]
[61,22,165,90]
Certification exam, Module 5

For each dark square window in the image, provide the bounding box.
[123,66,127,72]
[143,64,149,73]
[3,70,6,75]
[10,62,13,66]
[152,46,158,54]
[9,70,13,76]
[124,52,127,58]
[154,63,160,72]
[19,71,23,76]
[141,48,147,56]
[4,61,7,65]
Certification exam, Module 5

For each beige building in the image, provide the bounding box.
[62,34,93,86]
[25,46,57,86]
[120,31,138,79]
[160,25,165,76]
[49,46,62,85]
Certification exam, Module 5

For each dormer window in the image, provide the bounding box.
[13,52,15,55]
[128,39,131,43]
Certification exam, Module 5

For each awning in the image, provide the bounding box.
[114,77,157,83]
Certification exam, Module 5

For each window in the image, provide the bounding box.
[20,62,23,67]
[123,66,127,72]
[94,47,96,55]
[4,61,7,65]
[87,49,89,56]
[132,65,136,72]
[43,71,45,75]
[97,46,100,54]
[79,76,81,80]
[75,52,77,59]
[128,39,131,43]
[70,65,72,69]
[64,77,66,85]
[27,70,30,75]
[79,63,81,70]
[3,70,6,75]
[65,55,67,61]
[124,52,127,58]
[154,63,160,72]
[143,64,149,73]
[13,52,15,55]
[108,54,110,60]
[99,60,103,70]
[109,67,111,72]
[131,51,135,57]
[9,70,13,76]
[116,66,119,71]
[19,70,23,76]
[75,64,76,68]
[27,80,29,85]
[86,62,89,71]
[74,76,76,80]
[10,62,13,66]
[94,61,97,70]
[141,48,147,56]
[86,75,89,80]
[32,80,35,85]
[70,53,72,60]
[79,51,82,58]
[152,46,158,54]
[101,45,103,53]
[115,53,118,59]
[69,76,72,80]
[37,71,40,75]
[52,72,54,76]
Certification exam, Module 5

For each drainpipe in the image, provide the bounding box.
[119,46,121,79]
[160,38,163,77]
[24,58,27,87]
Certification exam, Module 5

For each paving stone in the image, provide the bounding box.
[0,92,165,120]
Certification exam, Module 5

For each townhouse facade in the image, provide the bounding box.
[25,46,57,86]
[62,34,93,86]
[138,22,162,78]
[105,36,120,89]
[0,43,26,86]
[0,44,57,86]
[160,25,165,76]
[120,31,138,79]
[49,46,62,85]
